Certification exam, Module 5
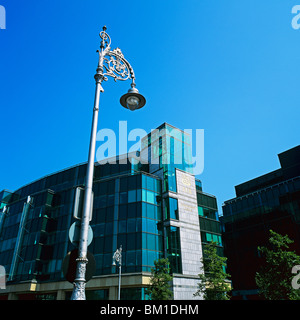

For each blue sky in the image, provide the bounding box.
[0,0,299,212]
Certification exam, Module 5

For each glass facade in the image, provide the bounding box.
[166,226,182,274]
[0,123,221,300]
[196,191,224,260]
[142,123,193,193]
[0,170,164,283]
[90,173,163,275]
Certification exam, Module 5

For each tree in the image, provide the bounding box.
[145,258,173,300]
[255,230,300,300]
[194,241,231,300]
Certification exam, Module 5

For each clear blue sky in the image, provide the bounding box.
[1,0,299,213]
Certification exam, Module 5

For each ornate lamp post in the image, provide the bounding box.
[112,245,122,300]
[71,27,146,300]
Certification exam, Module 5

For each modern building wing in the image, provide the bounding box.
[222,145,300,300]
[0,123,223,300]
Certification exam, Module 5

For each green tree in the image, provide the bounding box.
[145,258,173,300]
[194,241,231,300]
[255,230,300,300]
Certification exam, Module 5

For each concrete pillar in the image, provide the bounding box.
[109,286,118,300]
[56,290,65,300]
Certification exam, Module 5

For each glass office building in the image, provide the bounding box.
[0,123,223,300]
[222,145,300,300]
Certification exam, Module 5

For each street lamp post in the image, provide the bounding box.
[71,26,146,300]
[112,245,122,300]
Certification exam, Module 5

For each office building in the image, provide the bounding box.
[0,123,223,300]
[222,145,300,300]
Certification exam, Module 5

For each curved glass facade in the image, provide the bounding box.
[0,165,164,283]
[0,123,222,300]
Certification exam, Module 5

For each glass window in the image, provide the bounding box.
[103,253,112,268]
[198,206,204,216]
[94,237,104,253]
[155,179,161,193]
[148,250,157,266]
[147,191,155,204]
[156,206,162,221]
[107,180,115,194]
[105,222,113,235]
[118,220,126,233]
[146,176,155,191]
[128,190,136,203]
[147,219,157,234]
[156,235,163,252]
[136,218,142,232]
[126,251,135,266]
[104,236,112,253]
[117,234,126,250]
[94,224,105,237]
[127,175,137,190]
[105,206,114,222]
[86,289,109,301]
[136,189,142,202]
[128,203,137,218]
[212,234,218,243]
[170,198,178,220]
[127,234,136,250]
[107,194,114,206]
[142,233,147,249]
[147,234,156,250]
[127,219,136,233]
[119,192,127,204]
[206,233,212,242]
[142,175,147,189]
[118,205,127,220]
[120,177,128,192]
[142,218,147,233]
[147,204,155,220]
[142,249,148,266]
[142,189,147,202]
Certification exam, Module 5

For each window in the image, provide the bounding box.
[166,198,178,220]
[202,232,222,246]
[128,190,136,203]
[118,220,126,233]
[127,219,136,233]
[118,205,127,220]
[142,189,158,205]
[166,226,182,274]
[119,192,127,204]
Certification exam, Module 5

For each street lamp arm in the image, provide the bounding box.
[103,48,135,82]
[97,27,136,84]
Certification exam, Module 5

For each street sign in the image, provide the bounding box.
[62,249,96,283]
[69,221,93,247]
[73,187,93,221]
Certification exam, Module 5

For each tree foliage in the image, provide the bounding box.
[145,258,173,300]
[255,230,300,300]
[194,241,231,300]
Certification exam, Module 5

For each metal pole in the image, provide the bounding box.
[118,258,122,300]
[70,26,144,300]
[70,61,104,301]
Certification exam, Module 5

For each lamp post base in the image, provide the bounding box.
[71,257,88,300]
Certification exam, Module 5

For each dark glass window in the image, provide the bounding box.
[128,203,137,219]
[165,198,178,220]
[118,205,127,220]
[166,226,182,274]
